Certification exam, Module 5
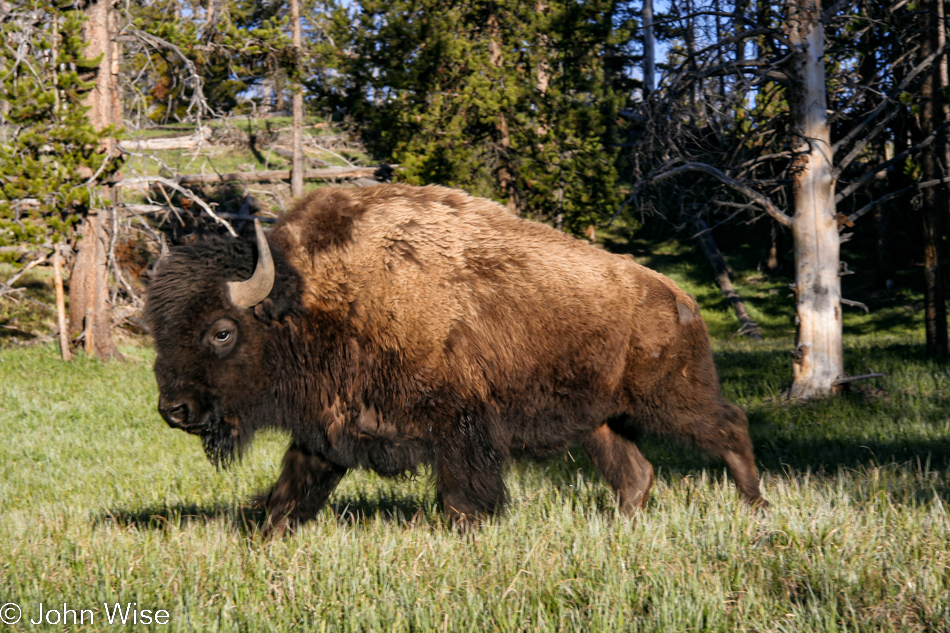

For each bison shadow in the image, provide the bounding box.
[94,502,268,536]
[95,494,442,534]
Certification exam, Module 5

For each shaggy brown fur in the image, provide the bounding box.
[146,184,767,532]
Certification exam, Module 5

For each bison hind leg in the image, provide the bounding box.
[582,422,655,514]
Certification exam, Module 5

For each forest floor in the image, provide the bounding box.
[0,226,947,631]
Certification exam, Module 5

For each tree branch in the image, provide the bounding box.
[649,162,793,227]
[846,174,950,224]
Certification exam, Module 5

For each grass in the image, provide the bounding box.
[1,238,949,631]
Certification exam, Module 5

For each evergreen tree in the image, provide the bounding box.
[314,0,636,234]
[0,0,121,249]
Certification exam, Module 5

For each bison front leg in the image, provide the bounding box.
[582,423,655,514]
[434,416,508,529]
[687,402,768,509]
[262,443,346,537]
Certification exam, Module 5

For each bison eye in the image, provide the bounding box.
[206,317,238,357]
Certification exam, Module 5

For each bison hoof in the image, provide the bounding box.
[261,515,296,539]
[746,496,771,512]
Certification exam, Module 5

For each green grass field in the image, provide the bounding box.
[1,239,949,631]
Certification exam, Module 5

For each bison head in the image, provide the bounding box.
[145,222,287,467]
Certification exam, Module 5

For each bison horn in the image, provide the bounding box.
[227,219,275,309]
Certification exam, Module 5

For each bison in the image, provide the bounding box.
[145,184,767,532]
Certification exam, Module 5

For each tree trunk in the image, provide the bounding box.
[290,0,304,199]
[53,246,72,362]
[534,2,550,97]
[488,13,518,214]
[786,0,843,398]
[734,0,747,62]
[766,221,781,273]
[69,212,119,360]
[642,0,655,97]
[82,0,121,156]
[73,0,121,361]
[885,107,910,292]
[684,0,696,110]
[205,0,215,30]
[873,202,892,291]
[916,0,948,356]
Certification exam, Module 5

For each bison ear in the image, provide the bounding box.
[148,235,172,280]
[251,250,300,324]
[252,278,298,323]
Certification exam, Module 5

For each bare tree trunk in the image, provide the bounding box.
[786,0,843,398]
[290,0,304,199]
[69,212,119,360]
[535,1,550,97]
[714,0,725,98]
[205,0,215,29]
[735,0,748,62]
[82,0,121,156]
[488,13,518,215]
[939,0,950,176]
[685,0,697,110]
[53,246,72,362]
[642,0,655,97]
[766,221,780,273]
[73,0,121,361]
[873,199,892,291]
[917,0,948,356]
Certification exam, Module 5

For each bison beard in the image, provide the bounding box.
[145,184,767,533]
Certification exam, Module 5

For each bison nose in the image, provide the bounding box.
[158,397,191,429]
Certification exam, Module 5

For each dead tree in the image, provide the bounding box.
[71,0,123,360]
[621,0,950,397]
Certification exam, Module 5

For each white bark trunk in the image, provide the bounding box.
[290,0,304,199]
[786,0,844,398]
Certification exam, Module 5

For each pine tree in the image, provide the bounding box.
[0,0,121,250]
[314,0,635,234]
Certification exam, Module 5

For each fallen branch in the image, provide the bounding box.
[115,165,385,188]
[175,166,378,184]
[693,217,763,340]
[0,251,50,298]
[270,146,328,168]
[119,127,211,151]
[122,204,278,224]
[217,212,278,223]
[833,373,886,386]
[840,297,869,313]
